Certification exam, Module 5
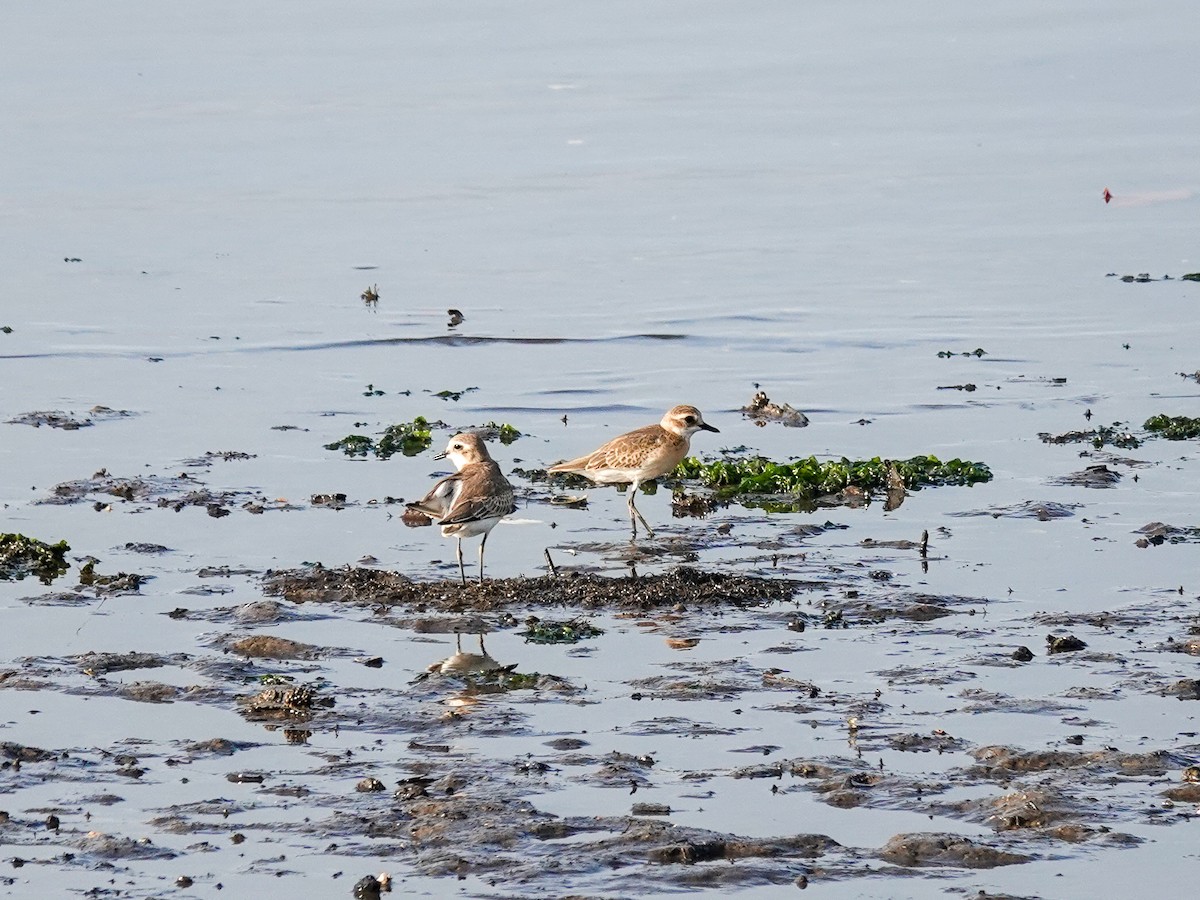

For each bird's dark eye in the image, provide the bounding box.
[453,443,463,450]
[685,416,695,424]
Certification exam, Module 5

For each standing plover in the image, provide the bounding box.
[547,405,719,539]
[407,433,516,585]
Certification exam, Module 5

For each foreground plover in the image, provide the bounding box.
[407,433,516,585]
[547,405,719,539]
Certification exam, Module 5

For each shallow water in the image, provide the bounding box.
[3,1,1199,897]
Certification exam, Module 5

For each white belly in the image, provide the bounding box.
[441,516,503,539]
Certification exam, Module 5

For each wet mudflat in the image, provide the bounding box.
[3,1,1200,898]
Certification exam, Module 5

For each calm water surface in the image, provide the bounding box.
[2,1,1198,897]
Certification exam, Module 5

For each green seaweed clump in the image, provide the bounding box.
[673,454,992,499]
[520,617,605,644]
[0,533,71,585]
[375,417,434,458]
[432,387,478,402]
[324,417,434,459]
[1145,414,1200,441]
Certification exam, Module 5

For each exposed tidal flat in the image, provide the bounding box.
[2,1,1199,896]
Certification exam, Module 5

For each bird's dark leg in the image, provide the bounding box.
[456,538,466,586]
[477,532,488,585]
[628,482,654,540]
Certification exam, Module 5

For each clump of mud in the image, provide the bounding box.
[262,564,802,612]
[879,832,1028,868]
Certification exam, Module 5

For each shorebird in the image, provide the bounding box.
[547,404,719,539]
[407,433,516,585]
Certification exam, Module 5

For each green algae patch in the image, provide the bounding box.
[520,617,605,644]
[431,387,478,401]
[325,416,434,459]
[673,454,991,500]
[1144,414,1200,441]
[0,533,71,585]
[376,417,435,457]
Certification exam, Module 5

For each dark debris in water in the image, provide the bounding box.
[1041,414,1200,449]
[1109,271,1200,282]
[238,683,333,721]
[78,560,147,594]
[1039,422,1141,450]
[0,533,70,585]
[739,390,809,428]
[1046,634,1088,654]
[122,542,172,554]
[6,405,134,430]
[1049,464,1123,488]
[37,469,248,514]
[1135,522,1200,547]
[950,500,1079,520]
[936,348,988,358]
[183,449,258,466]
[262,564,802,612]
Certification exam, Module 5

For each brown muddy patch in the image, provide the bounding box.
[5,568,1198,896]
[878,832,1029,868]
[950,501,1081,520]
[1048,464,1123,488]
[262,564,803,612]
[225,635,321,659]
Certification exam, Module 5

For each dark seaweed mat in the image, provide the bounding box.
[0,533,71,584]
[262,565,802,612]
